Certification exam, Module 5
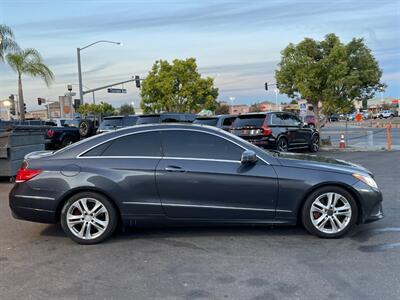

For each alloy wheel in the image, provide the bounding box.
[277,138,288,152]
[310,192,352,234]
[66,198,109,240]
[311,135,319,152]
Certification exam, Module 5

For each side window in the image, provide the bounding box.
[162,130,243,161]
[270,113,283,125]
[285,114,301,126]
[81,141,112,157]
[90,132,162,157]
[223,117,236,126]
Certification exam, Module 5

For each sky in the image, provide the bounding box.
[0,0,399,111]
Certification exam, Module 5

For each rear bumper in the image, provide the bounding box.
[9,184,59,224]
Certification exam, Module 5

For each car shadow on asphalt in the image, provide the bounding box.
[39,223,310,240]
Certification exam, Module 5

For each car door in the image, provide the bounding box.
[156,129,278,220]
[287,114,310,146]
[79,131,164,216]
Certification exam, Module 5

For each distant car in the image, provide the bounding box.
[376,110,395,119]
[193,115,237,131]
[136,113,196,125]
[346,113,355,121]
[230,112,320,152]
[303,115,317,128]
[97,115,138,134]
[329,114,339,122]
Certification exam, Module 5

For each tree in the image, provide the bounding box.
[6,48,54,120]
[214,103,229,115]
[120,103,135,115]
[0,24,19,62]
[140,58,219,113]
[249,102,262,112]
[276,33,384,129]
[77,102,115,116]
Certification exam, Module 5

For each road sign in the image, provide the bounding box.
[107,88,127,93]
[355,113,362,122]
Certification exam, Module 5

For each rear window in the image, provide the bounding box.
[101,118,123,127]
[136,115,160,124]
[193,118,219,126]
[232,114,266,128]
[160,115,182,123]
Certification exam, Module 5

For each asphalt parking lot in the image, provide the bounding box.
[0,151,399,299]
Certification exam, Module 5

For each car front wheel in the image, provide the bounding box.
[61,192,118,244]
[302,186,358,238]
[309,134,319,152]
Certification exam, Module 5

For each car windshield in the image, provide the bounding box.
[100,118,123,127]
[64,120,79,127]
[232,115,266,128]
[193,118,219,126]
[136,115,160,124]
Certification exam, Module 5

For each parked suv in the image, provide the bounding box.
[230,112,320,152]
[193,115,237,131]
[376,110,395,119]
[136,113,196,124]
[97,115,138,134]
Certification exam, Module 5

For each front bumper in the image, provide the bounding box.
[352,181,384,224]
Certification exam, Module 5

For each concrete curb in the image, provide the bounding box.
[320,146,400,152]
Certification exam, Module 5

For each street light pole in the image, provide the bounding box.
[77,48,84,105]
[76,40,122,104]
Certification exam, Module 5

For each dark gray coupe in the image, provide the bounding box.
[9,124,383,244]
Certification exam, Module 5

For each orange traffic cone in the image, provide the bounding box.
[339,133,346,149]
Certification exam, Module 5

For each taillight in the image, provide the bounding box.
[47,129,55,138]
[15,162,41,183]
[262,124,272,136]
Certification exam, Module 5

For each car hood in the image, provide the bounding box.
[275,152,371,176]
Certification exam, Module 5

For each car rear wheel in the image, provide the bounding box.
[309,134,320,152]
[61,192,118,244]
[302,186,358,238]
[277,137,288,152]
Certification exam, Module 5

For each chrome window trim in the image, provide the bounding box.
[76,128,270,165]
[122,201,291,213]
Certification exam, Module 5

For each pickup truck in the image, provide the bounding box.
[45,119,81,149]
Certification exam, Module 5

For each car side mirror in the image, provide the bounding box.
[241,150,257,164]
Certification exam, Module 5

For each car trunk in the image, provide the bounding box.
[230,114,269,141]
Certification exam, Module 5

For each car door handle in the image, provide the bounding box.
[165,166,185,172]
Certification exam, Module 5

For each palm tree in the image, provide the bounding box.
[0,24,19,62]
[6,48,54,120]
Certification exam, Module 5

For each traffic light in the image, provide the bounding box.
[37,97,45,105]
[73,99,81,110]
[9,95,16,116]
[23,103,27,114]
[265,82,268,91]
[135,75,141,88]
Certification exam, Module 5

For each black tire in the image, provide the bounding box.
[61,192,118,244]
[277,137,288,152]
[309,134,320,152]
[301,186,358,238]
[79,120,94,138]
[61,137,73,148]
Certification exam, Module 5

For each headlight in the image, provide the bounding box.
[353,173,378,189]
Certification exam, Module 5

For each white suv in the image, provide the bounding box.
[377,110,395,119]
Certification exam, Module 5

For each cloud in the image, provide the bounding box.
[13,0,397,38]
